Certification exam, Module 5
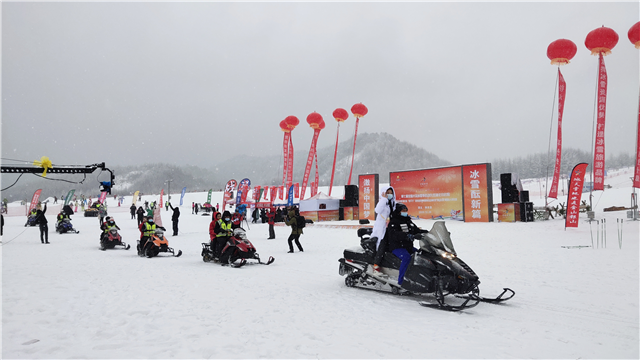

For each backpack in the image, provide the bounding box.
[296,215,306,229]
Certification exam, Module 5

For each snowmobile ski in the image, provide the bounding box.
[174,250,183,257]
[258,256,275,265]
[418,296,480,312]
[463,288,515,304]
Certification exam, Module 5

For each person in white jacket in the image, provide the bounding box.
[371,186,396,274]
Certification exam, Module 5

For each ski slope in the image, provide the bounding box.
[2,171,638,359]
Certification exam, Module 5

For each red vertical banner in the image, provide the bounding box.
[566,163,589,228]
[262,186,269,201]
[29,189,43,213]
[462,164,491,222]
[287,136,294,190]
[310,182,317,197]
[634,91,640,188]
[593,54,607,191]
[98,191,108,204]
[300,129,320,200]
[282,132,290,186]
[294,183,300,198]
[224,179,237,206]
[358,174,378,221]
[329,121,342,196]
[253,186,261,202]
[279,186,284,200]
[270,186,277,204]
[159,189,164,208]
[549,69,566,199]
[314,152,319,195]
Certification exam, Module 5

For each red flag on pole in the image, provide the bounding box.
[29,189,42,213]
[565,163,589,228]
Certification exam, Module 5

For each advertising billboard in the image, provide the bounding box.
[358,174,379,221]
[390,163,493,222]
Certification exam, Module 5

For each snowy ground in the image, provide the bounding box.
[2,171,638,359]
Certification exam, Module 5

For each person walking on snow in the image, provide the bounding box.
[267,208,276,239]
[130,204,137,219]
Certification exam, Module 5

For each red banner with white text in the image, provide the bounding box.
[549,69,566,199]
[566,163,589,228]
[593,54,607,191]
[270,186,277,203]
[282,132,290,186]
[287,136,294,190]
[29,189,42,213]
[300,129,320,200]
[160,189,164,208]
[98,191,108,204]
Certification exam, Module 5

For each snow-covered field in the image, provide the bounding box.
[2,172,638,359]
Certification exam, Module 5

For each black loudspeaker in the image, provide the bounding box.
[344,185,359,207]
[500,173,511,187]
[520,190,529,202]
[339,207,344,220]
[501,188,519,203]
[519,202,534,222]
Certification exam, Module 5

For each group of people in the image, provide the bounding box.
[25,202,50,244]
[131,202,179,236]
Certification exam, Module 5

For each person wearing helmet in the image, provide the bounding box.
[385,203,428,287]
[213,211,234,260]
[371,186,397,274]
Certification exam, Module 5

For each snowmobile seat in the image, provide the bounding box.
[343,247,374,264]
[360,237,377,254]
[357,227,373,238]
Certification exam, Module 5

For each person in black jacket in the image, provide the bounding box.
[35,203,50,244]
[130,204,137,219]
[385,203,427,285]
[168,202,180,236]
[136,206,145,226]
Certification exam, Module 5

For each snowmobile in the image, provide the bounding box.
[141,228,182,258]
[100,228,130,250]
[201,228,274,267]
[25,214,38,227]
[338,221,515,311]
[55,219,79,234]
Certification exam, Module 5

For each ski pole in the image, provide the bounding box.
[596,220,600,249]
[603,218,606,248]
[617,218,623,249]
[589,220,594,249]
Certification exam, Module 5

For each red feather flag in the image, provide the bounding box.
[300,113,324,200]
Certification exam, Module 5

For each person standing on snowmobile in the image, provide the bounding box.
[168,202,180,236]
[372,186,396,274]
[213,211,234,260]
[386,203,426,286]
[285,208,304,253]
[35,203,49,244]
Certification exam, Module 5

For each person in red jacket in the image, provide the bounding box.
[209,212,221,249]
[267,207,276,239]
[231,209,242,229]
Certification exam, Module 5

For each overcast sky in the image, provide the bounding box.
[2,1,638,170]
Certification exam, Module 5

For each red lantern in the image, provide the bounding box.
[351,103,368,118]
[285,115,299,128]
[332,108,349,122]
[629,21,640,49]
[547,39,577,65]
[307,112,324,129]
[585,26,619,56]
[279,120,291,132]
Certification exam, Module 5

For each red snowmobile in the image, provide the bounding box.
[201,228,274,267]
[100,228,130,250]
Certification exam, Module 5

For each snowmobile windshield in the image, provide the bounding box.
[420,221,457,256]
[233,228,247,240]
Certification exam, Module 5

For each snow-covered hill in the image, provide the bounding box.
[1,170,638,358]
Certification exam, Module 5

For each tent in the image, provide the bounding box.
[299,192,341,222]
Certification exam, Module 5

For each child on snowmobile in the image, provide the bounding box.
[372,186,397,274]
[213,211,234,261]
[101,217,120,241]
[385,203,428,286]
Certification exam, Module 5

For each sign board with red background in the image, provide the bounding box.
[390,163,493,222]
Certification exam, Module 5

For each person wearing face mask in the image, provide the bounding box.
[213,210,234,261]
[371,186,396,274]
[385,203,427,286]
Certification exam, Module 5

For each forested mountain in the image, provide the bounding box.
[1,132,634,202]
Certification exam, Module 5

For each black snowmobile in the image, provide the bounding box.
[339,221,514,311]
